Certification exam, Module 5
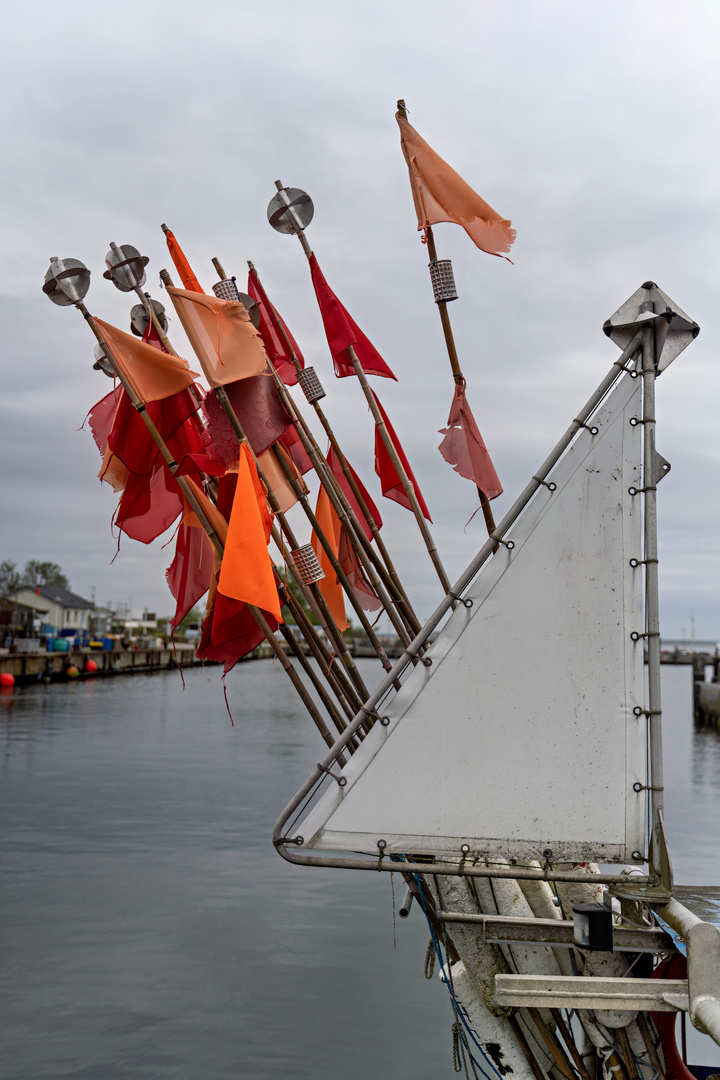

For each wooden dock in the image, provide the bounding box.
[0,645,200,685]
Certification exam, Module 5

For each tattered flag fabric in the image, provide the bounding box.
[166,520,214,629]
[438,378,502,500]
[371,391,432,521]
[201,375,293,468]
[309,254,397,381]
[115,462,184,544]
[217,443,282,622]
[247,273,305,386]
[280,424,314,476]
[256,444,302,516]
[164,228,205,293]
[166,287,269,389]
[95,319,199,402]
[396,113,516,260]
[87,387,122,458]
[107,387,200,477]
[327,445,382,542]
[338,528,383,614]
[196,590,273,674]
[310,485,348,632]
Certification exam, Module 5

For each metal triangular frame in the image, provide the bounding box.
[274,327,666,886]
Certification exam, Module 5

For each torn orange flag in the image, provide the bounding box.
[96,319,199,402]
[311,485,348,633]
[166,287,269,388]
[396,113,516,259]
[256,444,301,516]
[164,228,205,293]
[217,443,282,622]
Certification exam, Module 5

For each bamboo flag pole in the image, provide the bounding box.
[271,179,454,598]
[71,299,343,745]
[158,267,370,705]
[395,99,498,540]
[247,262,422,637]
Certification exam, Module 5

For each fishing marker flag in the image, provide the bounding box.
[217,443,282,622]
[438,379,502,501]
[396,113,516,260]
[167,288,269,388]
[247,272,305,386]
[372,391,432,521]
[309,254,397,380]
[96,319,199,402]
[164,228,205,293]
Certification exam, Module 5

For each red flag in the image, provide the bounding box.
[201,376,292,469]
[196,591,274,674]
[438,379,502,500]
[166,521,214,628]
[115,462,184,544]
[164,228,205,293]
[372,391,432,521]
[309,254,397,381]
[327,446,382,541]
[108,388,200,477]
[87,387,123,458]
[247,273,304,386]
[280,424,313,476]
[338,528,382,614]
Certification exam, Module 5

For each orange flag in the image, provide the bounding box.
[311,486,348,633]
[167,288,269,388]
[96,319,199,402]
[164,228,205,293]
[182,478,229,547]
[396,113,516,259]
[217,443,282,622]
[256,445,301,515]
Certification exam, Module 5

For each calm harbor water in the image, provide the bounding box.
[1,662,719,1079]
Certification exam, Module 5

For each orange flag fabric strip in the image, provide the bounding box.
[217,443,282,622]
[166,288,269,388]
[164,228,205,293]
[311,486,348,633]
[96,319,199,402]
[396,113,516,259]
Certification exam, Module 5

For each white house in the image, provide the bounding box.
[7,585,95,636]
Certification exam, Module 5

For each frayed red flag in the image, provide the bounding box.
[309,254,397,381]
[438,379,502,500]
[327,446,382,541]
[372,391,432,521]
[246,273,304,386]
[280,424,313,476]
[166,521,214,629]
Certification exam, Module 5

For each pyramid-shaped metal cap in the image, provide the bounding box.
[603,282,699,373]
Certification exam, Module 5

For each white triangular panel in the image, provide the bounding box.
[295,374,647,864]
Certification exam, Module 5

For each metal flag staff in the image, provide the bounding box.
[266,180,454,599]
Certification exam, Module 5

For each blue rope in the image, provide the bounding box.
[413,875,505,1080]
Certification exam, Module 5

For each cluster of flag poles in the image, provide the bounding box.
[44,102,513,739]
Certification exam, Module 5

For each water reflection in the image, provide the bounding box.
[0,663,718,1079]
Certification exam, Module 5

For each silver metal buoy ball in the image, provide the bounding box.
[42,256,91,306]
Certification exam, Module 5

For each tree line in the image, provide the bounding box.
[0,561,69,596]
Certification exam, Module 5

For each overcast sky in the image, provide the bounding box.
[1,0,718,638]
